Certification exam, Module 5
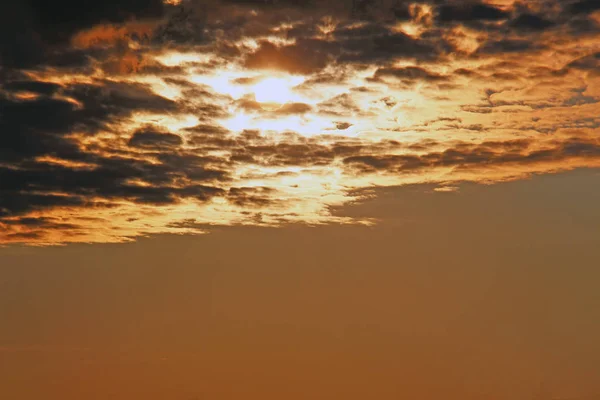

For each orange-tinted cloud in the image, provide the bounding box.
[2,0,600,244]
[71,21,156,48]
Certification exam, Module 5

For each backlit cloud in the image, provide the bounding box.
[1,0,599,244]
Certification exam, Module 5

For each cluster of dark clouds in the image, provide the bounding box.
[344,137,600,174]
[0,0,165,69]
[0,78,228,216]
[176,0,600,71]
[1,0,600,243]
[2,0,598,68]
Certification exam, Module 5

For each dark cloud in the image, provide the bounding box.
[343,138,600,173]
[220,134,395,168]
[566,52,600,71]
[154,5,208,44]
[219,11,442,71]
[510,13,556,31]
[568,0,600,15]
[26,0,164,43]
[371,66,447,83]
[128,128,184,149]
[222,0,316,7]
[353,40,435,64]
[0,0,166,69]
[227,186,279,207]
[0,189,87,219]
[334,24,437,64]
[274,102,313,115]
[244,39,334,74]
[479,38,543,54]
[0,73,229,227]
[0,156,226,219]
[186,123,232,136]
[2,80,62,95]
[0,97,88,164]
[436,2,509,24]
[231,142,336,166]
[0,79,176,163]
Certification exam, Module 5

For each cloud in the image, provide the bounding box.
[273,102,313,115]
[343,138,600,174]
[510,13,556,31]
[227,186,279,207]
[0,0,166,69]
[568,0,600,15]
[128,128,184,149]
[436,2,509,24]
[334,24,437,64]
[2,0,600,244]
[371,66,448,83]
[0,80,177,163]
[243,39,334,74]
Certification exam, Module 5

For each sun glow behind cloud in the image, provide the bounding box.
[252,76,306,103]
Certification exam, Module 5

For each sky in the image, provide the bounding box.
[1,0,600,399]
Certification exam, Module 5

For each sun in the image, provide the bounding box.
[252,76,305,104]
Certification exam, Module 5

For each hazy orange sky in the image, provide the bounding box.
[1,0,600,399]
[2,170,600,399]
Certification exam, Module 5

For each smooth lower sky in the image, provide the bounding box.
[2,169,600,400]
[1,0,600,399]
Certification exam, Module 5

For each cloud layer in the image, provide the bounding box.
[1,0,600,244]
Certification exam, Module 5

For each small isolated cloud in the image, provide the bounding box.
[434,186,460,193]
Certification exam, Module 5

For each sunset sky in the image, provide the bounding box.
[1,0,600,399]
